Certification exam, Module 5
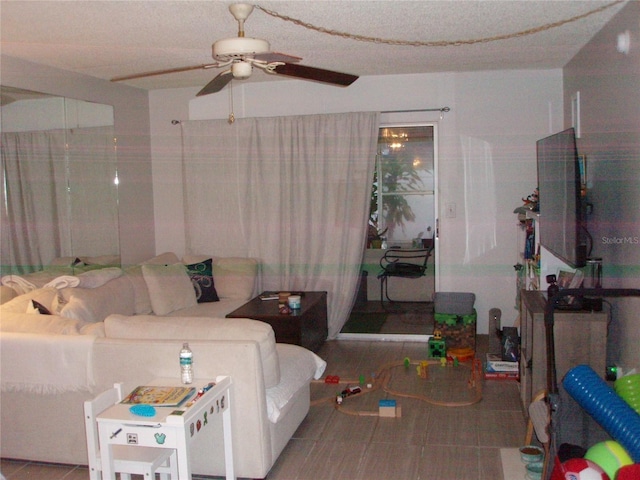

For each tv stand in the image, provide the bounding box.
[519,290,608,445]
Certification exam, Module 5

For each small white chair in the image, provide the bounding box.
[84,383,179,480]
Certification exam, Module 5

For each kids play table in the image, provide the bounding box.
[96,376,234,480]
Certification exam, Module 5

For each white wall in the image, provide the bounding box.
[564,0,640,371]
[148,69,563,334]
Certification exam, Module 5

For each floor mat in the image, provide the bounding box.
[341,312,387,333]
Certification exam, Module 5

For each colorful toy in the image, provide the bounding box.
[417,361,429,379]
[615,464,640,480]
[378,399,397,417]
[324,375,340,384]
[563,365,640,462]
[447,347,475,363]
[428,334,446,358]
[584,441,632,480]
[550,458,610,480]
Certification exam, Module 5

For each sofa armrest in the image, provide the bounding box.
[104,314,280,388]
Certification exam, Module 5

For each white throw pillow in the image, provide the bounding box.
[123,265,153,314]
[58,275,136,323]
[142,252,180,265]
[212,257,258,300]
[76,267,122,288]
[141,263,197,315]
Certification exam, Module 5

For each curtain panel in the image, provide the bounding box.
[1,126,117,274]
[181,111,379,337]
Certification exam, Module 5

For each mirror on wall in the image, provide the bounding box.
[0,86,119,275]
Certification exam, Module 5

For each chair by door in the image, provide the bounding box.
[377,247,433,303]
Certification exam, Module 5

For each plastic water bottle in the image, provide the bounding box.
[180,342,193,384]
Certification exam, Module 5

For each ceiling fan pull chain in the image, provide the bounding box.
[228,82,235,124]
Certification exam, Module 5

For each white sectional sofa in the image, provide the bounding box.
[0,252,326,479]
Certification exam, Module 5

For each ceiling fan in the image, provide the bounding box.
[111,3,358,96]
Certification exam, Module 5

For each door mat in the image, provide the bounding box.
[340,312,387,333]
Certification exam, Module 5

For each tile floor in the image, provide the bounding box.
[1,335,526,479]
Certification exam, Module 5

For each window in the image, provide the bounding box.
[371,125,435,245]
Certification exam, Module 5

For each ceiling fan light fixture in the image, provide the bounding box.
[213,37,270,61]
[231,61,253,79]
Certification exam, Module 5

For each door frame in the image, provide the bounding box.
[338,118,440,342]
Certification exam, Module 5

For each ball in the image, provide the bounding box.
[615,464,640,480]
[585,441,633,480]
[550,458,610,480]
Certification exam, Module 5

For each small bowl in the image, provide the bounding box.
[525,461,544,480]
[519,445,544,463]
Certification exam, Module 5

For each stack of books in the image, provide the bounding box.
[484,353,519,380]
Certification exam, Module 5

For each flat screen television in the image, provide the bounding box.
[536,127,588,268]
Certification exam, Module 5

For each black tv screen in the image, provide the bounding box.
[536,128,587,268]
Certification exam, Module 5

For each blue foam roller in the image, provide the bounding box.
[563,364,640,463]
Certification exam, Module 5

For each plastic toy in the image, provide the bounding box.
[428,336,446,358]
[584,441,632,480]
[615,464,640,480]
[563,365,640,462]
[550,458,609,480]
[378,399,397,417]
[417,361,429,379]
[324,375,340,384]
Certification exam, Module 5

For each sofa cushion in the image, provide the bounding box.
[142,252,180,265]
[0,312,86,335]
[185,258,219,303]
[0,285,18,304]
[104,314,281,388]
[123,265,153,314]
[58,275,136,323]
[79,254,120,266]
[75,267,122,288]
[213,257,258,300]
[142,263,197,315]
[182,255,258,300]
[266,344,326,422]
[0,288,60,314]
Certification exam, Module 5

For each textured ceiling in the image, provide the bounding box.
[0,0,627,91]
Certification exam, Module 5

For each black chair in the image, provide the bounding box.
[377,246,433,303]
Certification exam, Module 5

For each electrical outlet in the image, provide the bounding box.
[445,203,456,218]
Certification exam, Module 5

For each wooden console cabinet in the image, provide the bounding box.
[519,290,608,410]
[226,291,328,353]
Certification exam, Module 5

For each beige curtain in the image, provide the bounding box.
[1,126,117,274]
[181,111,380,337]
[1,129,68,273]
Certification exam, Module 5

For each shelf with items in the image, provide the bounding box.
[514,194,540,309]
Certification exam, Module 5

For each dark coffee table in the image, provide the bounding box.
[225,291,328,352]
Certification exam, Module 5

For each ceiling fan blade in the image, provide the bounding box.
[273,63,358,86]
[111,63,219,82]
[254,52,302,63]
[196,70,233,96]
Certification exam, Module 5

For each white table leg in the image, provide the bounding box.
[222,397,235,480]
[175,428,191,479]
[97,424,116,480]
